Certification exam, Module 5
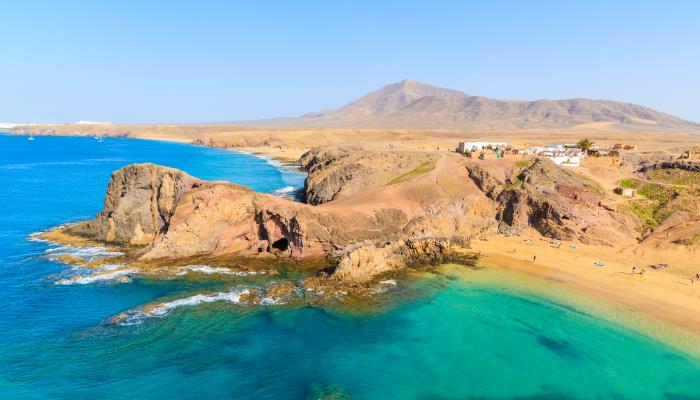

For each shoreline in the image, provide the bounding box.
[438,263,700,359]
[9,131,304,166]
[39,220,700,357]
[36,219,700,356]
[468,233,700,355]
[9,130,700,351]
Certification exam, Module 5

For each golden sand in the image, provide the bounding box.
[464,233,700,354]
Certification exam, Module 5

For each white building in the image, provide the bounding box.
[548,154,585,167]
[545,144,565,152]
[521,144,586,167]
[457,141,508,153]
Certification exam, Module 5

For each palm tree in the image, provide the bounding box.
[577,138,595,151]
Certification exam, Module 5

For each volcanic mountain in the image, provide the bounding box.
[272,80,699,131]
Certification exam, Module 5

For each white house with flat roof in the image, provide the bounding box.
[520,144,586,167]
[457,141,508,153]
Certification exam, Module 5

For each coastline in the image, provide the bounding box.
[10,130,305,166]
[10,130,700,349]
[225,145,306,166]
[468,233,700,355]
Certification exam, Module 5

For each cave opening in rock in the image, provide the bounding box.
[271,237,289,252]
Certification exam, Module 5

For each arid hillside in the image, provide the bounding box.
[269,80,700,131]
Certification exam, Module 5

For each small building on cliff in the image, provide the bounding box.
[521,144,586,167]
[457,141,508,153]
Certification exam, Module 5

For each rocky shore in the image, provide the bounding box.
[42,143,700,305]
[45,146,494,302]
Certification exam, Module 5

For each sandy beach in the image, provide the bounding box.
[468,232,700,350]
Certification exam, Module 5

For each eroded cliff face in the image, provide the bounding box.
[466,159,637,245]
[299,145,434,205]
[331,237,477,282]
[65,149,638,286]
[141,182,412,263]
[68,164,202,246]
[67,152,488,283]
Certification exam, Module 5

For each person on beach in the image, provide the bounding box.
[632,266,637,274]
[533,255,537,263]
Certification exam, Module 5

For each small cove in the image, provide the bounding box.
[1,134,700,400]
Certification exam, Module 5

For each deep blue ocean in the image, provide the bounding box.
[1,134,700,400]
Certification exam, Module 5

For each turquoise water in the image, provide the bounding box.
[1,134,700,400]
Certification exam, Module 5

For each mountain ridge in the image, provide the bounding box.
[262,80,699,131]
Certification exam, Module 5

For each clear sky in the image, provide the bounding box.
[1,0,698,123]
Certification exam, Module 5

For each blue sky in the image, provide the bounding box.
[1,0,698,123]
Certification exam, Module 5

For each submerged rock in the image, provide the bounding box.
[265,281,297,299]
[333,237,477,283]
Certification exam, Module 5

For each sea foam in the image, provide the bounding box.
[272,186,298,196]
[55,268,135,285]
[175,265,234,276]
[45,245,124,259]
[117,287,251,325]
[115,281,292,325]
[174,265,267,276]
[146,289,249,316]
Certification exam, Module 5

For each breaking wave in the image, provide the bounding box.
[175,265,234,275]
[233,149,304,175]
[30,229,124,260]
[374,279,399,294]
[272,186,298,196]
[45,245,124,259]
[55,268,135,285]
[174,265,269,276]
[146,289,249,316]
[113,281,290,325]
[117,287,251,325]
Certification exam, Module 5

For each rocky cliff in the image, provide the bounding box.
[68,164,202,246]
[466,159,636,245]
[299,144,434,205]
[67,152,489,283]
[65,149,639,286]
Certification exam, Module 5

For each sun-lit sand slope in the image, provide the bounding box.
[13,122,700,164]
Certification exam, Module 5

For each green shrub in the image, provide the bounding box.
[649,169,700,187]
[388,158,436,185]
[503,177,524,190]
[619,179,639,189]
[624,200,663,231]
[637,183,675,203]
